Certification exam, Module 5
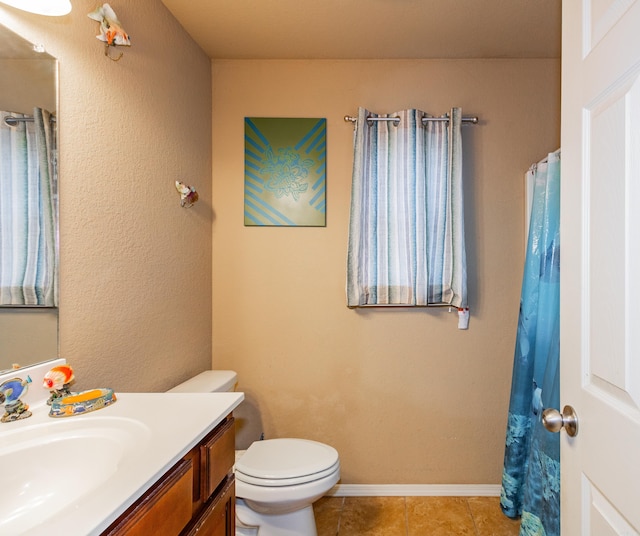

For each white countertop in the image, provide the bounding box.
[1,391,244,535]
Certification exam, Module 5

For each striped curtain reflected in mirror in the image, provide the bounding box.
[0,108,58,306]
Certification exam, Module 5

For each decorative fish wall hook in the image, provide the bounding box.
[88,3,131,62]
[175,181,199,208]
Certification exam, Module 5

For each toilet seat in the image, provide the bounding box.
[235,438,339,487]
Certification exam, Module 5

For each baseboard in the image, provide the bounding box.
[326,484,501,497]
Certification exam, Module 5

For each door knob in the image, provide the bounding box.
[542,405,579,437]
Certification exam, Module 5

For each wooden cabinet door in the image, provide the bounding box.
[103,459,193,536]
[182,478,235,536]
[201,417,235,501]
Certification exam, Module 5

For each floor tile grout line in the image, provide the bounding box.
[465,497,481,536]
[335,496,345,536]
[404,496,409,536]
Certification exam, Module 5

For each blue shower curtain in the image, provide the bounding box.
[501,149,560,536]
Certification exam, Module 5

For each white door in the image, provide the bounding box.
[561,1,640,534]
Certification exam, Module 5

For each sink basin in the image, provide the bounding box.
[0,416,151,535]
[0,392,244,535]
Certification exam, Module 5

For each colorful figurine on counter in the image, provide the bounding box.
[0,376,33,423]
[42,364,75,405]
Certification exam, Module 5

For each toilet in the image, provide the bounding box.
[168,371,340,536]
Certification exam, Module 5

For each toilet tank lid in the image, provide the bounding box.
[167,370,238,393]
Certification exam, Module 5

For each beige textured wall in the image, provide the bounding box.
[212,59,560,484]
[0,1,212,391]
[0,59,56,113]
[0,310,57,371]
[1,4,560,486]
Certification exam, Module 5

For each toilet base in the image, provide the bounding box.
[236,498,318,536]
[235,519,259,536]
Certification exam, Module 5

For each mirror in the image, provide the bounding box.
[0,22,58,373]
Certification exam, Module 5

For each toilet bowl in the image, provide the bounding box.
[168,371,340,536]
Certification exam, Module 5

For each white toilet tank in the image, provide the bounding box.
[167,370,238,393]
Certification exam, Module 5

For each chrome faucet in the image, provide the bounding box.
[0,376,33,423]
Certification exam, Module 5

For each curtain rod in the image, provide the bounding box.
[348,303,463,309]
[3,115,56,127]
[344,114,478,125]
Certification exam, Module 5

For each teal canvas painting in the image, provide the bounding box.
[244,117,326,226]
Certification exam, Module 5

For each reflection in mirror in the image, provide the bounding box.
[0,22,58,373]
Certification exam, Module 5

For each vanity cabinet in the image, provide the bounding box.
[103,415,235,536]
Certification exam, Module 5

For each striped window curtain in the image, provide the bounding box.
[0,108,58,306]
[347,107,467,309]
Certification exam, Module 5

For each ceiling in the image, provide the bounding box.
[160,0,561,60]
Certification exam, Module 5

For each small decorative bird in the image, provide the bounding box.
[176,181,199,208]
[43,364,75,405]
[0,376,32,423]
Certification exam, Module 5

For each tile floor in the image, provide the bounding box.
[314,496,521,536]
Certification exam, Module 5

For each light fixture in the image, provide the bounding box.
[0,0,72,16]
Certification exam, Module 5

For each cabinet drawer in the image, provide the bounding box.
[103,458,193,536]
[182,477,235,536]
[201,416,235,500]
